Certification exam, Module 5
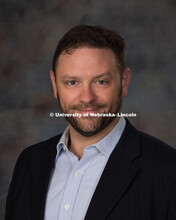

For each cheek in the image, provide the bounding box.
[107,91,121,107]
[58,87,79,105]
[98,86,119,102]
[96,91,113,105]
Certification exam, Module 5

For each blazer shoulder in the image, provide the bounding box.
[138,130,176,167]
[139,130,176,153]
[19,134,62,160]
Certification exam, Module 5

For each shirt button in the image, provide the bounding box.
[74,171,80,176]
[64,204,69,210]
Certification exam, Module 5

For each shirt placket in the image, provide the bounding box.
[58,146,99,220]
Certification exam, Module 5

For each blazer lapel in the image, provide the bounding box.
[85,120,141,220]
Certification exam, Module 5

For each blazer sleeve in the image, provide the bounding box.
[5,151,28,220]
[168,180,176,220]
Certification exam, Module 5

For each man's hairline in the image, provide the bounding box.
[53,46,124,78]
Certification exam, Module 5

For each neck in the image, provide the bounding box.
[68,117,119,160]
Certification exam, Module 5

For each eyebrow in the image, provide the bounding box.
[93,72,113,80]
[61,72,113,80]
[61,75,80,80]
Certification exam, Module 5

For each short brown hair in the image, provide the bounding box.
[52,25,125,74]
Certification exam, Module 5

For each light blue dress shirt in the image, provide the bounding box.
[44,117,126,220]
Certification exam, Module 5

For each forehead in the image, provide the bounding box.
[56,47,119,73]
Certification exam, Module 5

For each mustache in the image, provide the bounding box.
[70,102,107,110]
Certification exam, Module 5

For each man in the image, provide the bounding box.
[5,25,176,220]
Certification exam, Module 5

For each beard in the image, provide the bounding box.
[57,88,122,137]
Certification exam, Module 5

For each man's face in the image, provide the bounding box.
[51,47,130,136]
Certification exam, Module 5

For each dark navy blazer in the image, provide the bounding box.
[5,120,176,220]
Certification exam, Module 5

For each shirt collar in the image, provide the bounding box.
[94,117,126,157]
[56,127,70,160]
[56,117,126,159]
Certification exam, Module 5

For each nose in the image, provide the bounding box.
[80,84,96,103]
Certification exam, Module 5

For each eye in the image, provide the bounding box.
[66,80,77,85]
[97,80,108,85]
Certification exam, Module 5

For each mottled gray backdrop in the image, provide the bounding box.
[0,0,176,218]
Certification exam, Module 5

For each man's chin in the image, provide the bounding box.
[74,129,100,137]
[66,115,115,137]
[67,118,101,135]
[71,124,105,137]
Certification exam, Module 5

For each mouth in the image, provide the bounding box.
[77,109,99,114]
[70,104,107,115]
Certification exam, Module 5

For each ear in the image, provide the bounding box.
[122,68,131,97]
[50,70,58,99]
